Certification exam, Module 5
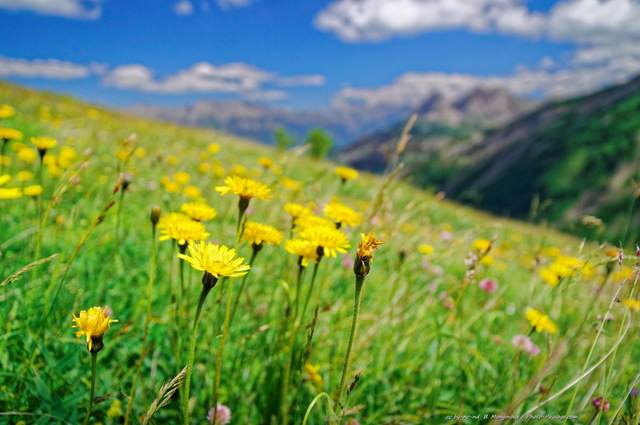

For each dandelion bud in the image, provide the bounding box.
[150,206,162,226]
[122,173,133,191]
[354,232,383,279]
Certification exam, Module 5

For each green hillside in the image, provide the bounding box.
[444,76,640,244]
[1,82,639,425]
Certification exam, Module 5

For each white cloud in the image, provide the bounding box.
[103,61,326,95]
[173,0,194,15]
[275,74,326,87]
[315,0,640,45]
[0,56,96,79]
[0,0,103,19]
[315,0,545,42]
[332,48,640,110]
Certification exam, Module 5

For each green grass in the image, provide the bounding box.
[0,81,639,425]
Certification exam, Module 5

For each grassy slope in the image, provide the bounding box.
[1,82,638,424]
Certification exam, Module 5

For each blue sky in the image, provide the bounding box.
[2,0,640,111]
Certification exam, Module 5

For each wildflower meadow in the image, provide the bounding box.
[1,81,639,425]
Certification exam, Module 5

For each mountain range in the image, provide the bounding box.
[125,87,530,148]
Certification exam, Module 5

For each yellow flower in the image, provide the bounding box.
[134,147,147,158]
[0,174,22,199]
[58,146,78,169]
[16,171,34,182]
[613,266,634,282]
[208,143,221,154]
[243,221,284,246]
[23,185,43,197]
[623,298,640,311]
[163,181,181,193]
[230,164,248,176]
[525,308,558,334]
[106,399,123,419]
[303,363,323,388]
[178,241,250,278]
[31,136,58,151]
[473,238,491,252]
[539,268,560,287]
[284,202,312,219]
[182,185,201,199]
[167,155,180,165]
[480,255,494,267]
[215,175,273,201]
[0,128,23,142]
[324,201,362,227]
[294,214,335,231]
[72,306,117,353]
[17,148,37,163]
[173,171,191,185]
[158,212,210,246]
[258,157,274,168]
[0,105,15,119]
[198,162,210,173]
[284,238,319,267]
[181,201,217,221]
[335,166,358,181]
[418,244,434,255]
[299,225,350,258]
[280,176,302,191]
[0,155,10,166]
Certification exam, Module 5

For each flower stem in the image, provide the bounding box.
[212,277,234,425]
[334,275,364,413]
[183,282,214,425]
[83,352,98,425]
[299,259,321,326]
[229,246,259,326]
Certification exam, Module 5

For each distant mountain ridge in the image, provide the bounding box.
[126,99,412,148]
[338,87,534,172]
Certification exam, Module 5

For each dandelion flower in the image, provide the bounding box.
[258,157,274,168]
[622,298,640,311]
[158,212,210,246]
[539,268,560,287]
[72,306,117,353]
[280,176,302,191]
[31,136,57,152]
[324,201,362,227]
[173,171,191,185]
[472,238,491,252]
[215,175,272,201]
[525,308,558,334]
[17,148,37,163]
[335,166,358,181]
[207,403,231,425]
[294,214,334,231]
[16,171,34,182]
[299,225,350,258]
[284,238,319,267]
[181,201,217,221]
[0,105,15,119]
[178,241,250,279]
[0,174,22,199]
[0,128,23,142]
[242,221,284,246]
[418,244,434,255]
[284,202,312,219]
[23,185,43,197]
[183,185,202,199]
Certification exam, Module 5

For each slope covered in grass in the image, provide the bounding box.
[1,82,639,425]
